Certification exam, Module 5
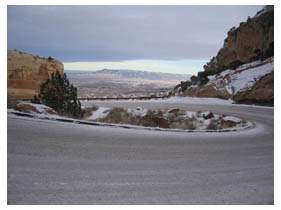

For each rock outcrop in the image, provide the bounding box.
[204,6,273,72]
[7,50,64,101]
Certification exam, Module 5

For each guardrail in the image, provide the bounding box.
[21,95,172,102]
[78,96,170,101]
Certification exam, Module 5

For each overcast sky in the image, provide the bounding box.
[8,5,264,74]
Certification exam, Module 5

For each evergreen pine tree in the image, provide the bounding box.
[32,70,84,118]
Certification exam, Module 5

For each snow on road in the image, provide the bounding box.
[83,96,235,105]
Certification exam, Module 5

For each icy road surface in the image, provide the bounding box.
[8,102,273,204]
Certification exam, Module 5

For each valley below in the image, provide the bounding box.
[66,69,190,98]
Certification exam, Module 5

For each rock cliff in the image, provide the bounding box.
[7,50,64,101]
[204,6,273,72]
[175,6,274,105]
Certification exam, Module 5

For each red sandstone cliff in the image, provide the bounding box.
[7,50,64,100]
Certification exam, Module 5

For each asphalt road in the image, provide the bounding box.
[7,102,274,204]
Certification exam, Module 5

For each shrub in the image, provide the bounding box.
[196,111,202,118]
[186,121,197,130]
[199,76,209,86]
[99,108,134,124]
[140,116,158,127]
[227,60,244,70]
[146,109,156,118]
[48,56,54,61]
[170,117,198,130]
[207,120,218,130]
[167,113,176,122]
[220,120,238,129]
[156,109,164,117]
[190,75,198,85]
[241,119,248,126]
[140,109,159,127]
[83,105,99,118]
[195,71,210,86]
[180,81,192,92]
[174,83,181,90]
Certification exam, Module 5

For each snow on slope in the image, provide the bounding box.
[87,107,110,120]
[207,57,274,96]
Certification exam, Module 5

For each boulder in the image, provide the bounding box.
[14,101,57,115]
[168,108,180,114]
[151,117,170,128]
[221,120,238,128]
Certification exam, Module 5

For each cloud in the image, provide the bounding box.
[8,5,263,63]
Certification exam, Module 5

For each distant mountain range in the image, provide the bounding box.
[66,69,191,81]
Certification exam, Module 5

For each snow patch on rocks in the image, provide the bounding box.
[223,116,242,123]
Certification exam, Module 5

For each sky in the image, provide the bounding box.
[7,5,264,75]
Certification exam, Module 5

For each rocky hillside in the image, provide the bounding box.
[7,50,64,101]
[174,6,274,105]
[204,5,273,72]
[181,58,274,104]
